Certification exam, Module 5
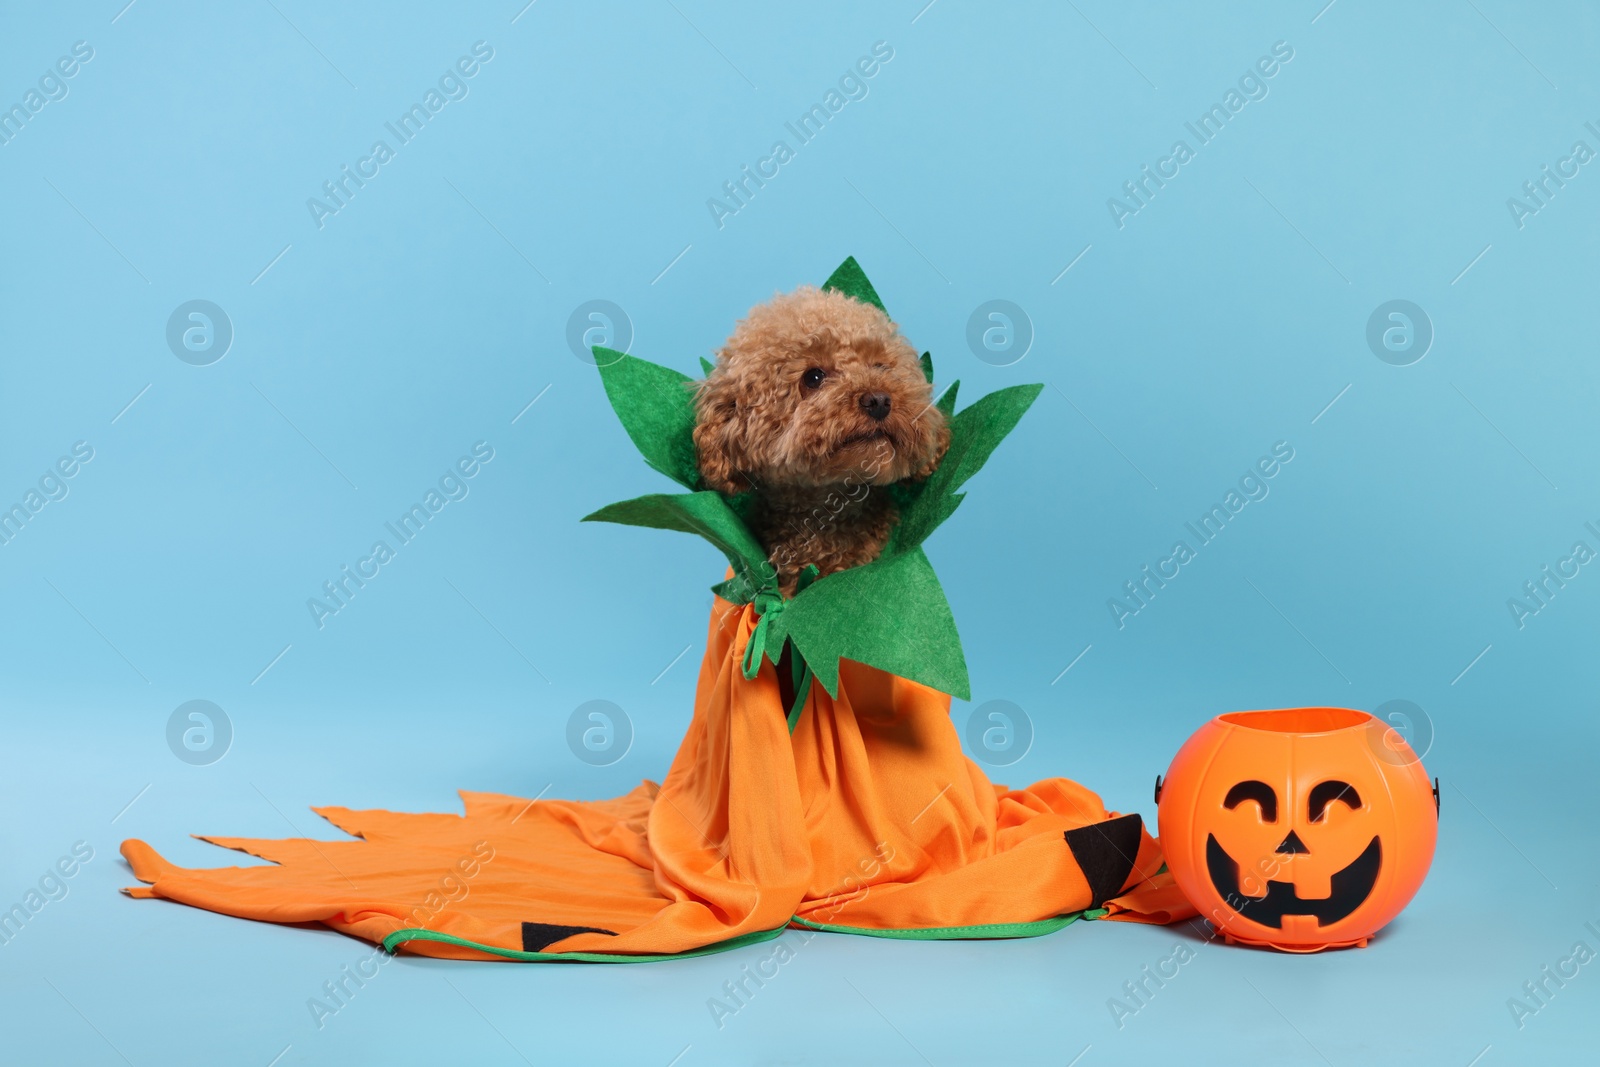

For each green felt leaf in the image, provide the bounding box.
[941,382,1043,493]
[888,382,1041,555]
[888,491,966,556]
[699,356,715,376]
[919,351,934,383]
[593,349,701,489]
[583,492,772,594]
[780,547,968,700]
[822,256,887,314]
[935,379,959,419]
[709,573,756,605]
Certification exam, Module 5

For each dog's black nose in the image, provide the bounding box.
[860,392,891,421]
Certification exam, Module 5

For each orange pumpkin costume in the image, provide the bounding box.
[120,258,1195,960]
[123,592,1191,960]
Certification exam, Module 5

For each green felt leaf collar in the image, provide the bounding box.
[583,256,1040,703]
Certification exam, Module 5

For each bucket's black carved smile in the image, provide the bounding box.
[1205,834,1382,928]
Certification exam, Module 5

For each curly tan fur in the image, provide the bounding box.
[694,285,949,594]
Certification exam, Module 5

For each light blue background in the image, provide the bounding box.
[2,1,1597,1063]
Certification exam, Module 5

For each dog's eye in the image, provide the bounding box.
[801,367,826,390]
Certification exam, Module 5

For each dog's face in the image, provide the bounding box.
[693,286,948,493]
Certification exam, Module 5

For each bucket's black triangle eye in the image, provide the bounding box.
[1223,780,1278,822]
[1274,829,1311,855]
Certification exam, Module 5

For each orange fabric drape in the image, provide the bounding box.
[122,595,1192,960]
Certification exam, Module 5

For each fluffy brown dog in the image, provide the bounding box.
[694,285,949,595]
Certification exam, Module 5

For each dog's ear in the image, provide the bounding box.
[909,414,951,481]
[692,373,749,494]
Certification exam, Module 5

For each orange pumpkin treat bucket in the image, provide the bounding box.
[1156,707,1439,952]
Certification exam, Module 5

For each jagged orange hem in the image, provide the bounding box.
[122,596,1195,959]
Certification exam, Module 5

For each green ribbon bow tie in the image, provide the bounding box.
[583,256,1042,707]
[741,586,786,682]
[741,565,820,732]
[739,563,818,684]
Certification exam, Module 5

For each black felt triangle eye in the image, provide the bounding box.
[1063,813,1143,908]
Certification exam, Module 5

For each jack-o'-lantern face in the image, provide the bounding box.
[1157,708,1437,952]
[1204,776,1380,928]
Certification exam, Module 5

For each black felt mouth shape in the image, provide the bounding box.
[1205,833,1381,928]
